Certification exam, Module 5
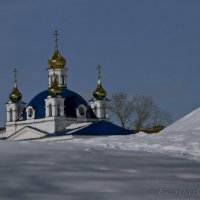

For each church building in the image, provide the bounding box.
[4,31,131,141]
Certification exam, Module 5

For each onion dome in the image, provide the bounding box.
[9,69,22,102]
[9,83,22,102]
[93,65,107,99]
[48,30,66,69]
[48,70,61,96]
[48,49,66,69]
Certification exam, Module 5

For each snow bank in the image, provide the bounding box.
[72,133,200,161]
[72,107,200,162]
[0,140,199,200]
[163,107,200,132]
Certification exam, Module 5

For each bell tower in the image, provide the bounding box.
[6,69,25,123]
[45,69,65,118]
[48,30,67,88]
[90,65,109,119]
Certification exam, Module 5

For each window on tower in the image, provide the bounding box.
[49,104,52,117]
[57,104,60,116]
[10,109,13,121]
[93,106,97,115]
[61,75,65,85]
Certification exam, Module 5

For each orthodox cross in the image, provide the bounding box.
[98,64,101,80]
[13,68,17,82]
[54,30,59,49]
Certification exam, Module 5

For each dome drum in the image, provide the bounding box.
[22,89,97,120]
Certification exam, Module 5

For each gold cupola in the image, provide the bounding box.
[48,68,61,96]
[9,68,22,102]
[93,65,107,99]
[48,30,66,69]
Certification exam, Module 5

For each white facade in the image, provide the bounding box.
[6,100,26,122]
[45,95,65,117]
[48,68,67,88]
[90,98,109,119]
[6,115,98,138]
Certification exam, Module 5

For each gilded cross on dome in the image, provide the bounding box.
[53,30,59,49]
[13,68,17,82]
[98,64,101,80]
[48,30,66,69]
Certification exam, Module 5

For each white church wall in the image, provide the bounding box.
[8,127,46,141]
[6,118,56,137]
[6,116,97,138]
[90,99,108,119]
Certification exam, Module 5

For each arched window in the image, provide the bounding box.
[93,106,97,115]
[10,109,13,121]
[28,108,33,118]
[49,104,52,117]
[77,105,87,118]
[102,106,106,118]
[61,75,65,85]
[55,75,58,82]
[57,104,60,116]
[79,107,85,116]
[26,106,35,120]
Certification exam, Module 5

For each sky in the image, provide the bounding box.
[0,0,200,126]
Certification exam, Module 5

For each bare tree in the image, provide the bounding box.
[109,92,172,131]
[132,94,156,132]
[132,94,172,131]
[150,108,173,127]
[108,92,134,128]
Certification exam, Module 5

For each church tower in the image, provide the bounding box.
[6,69,25,122]
[45,69,65,118]
[48,30,67,88]
[90,65,109,119]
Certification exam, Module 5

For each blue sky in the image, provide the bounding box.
[0,0,200,126]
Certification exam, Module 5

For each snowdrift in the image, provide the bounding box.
[72,107,200,161]
[162,107,200,133]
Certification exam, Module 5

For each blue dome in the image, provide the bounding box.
[22,88,96,120]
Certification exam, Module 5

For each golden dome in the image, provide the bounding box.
[9,83,22,102]
[48,30,66,69]
[93,80,107,99]
[48,49,66,69]
[48,72,61,96]
[9,69,22,102]
[93,65,107,99]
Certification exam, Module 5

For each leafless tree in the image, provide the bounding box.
[150,108,173,127]
[109,93,172,131]
[108,92,134,128]
[132,94,172,131]
[132,94,156,132]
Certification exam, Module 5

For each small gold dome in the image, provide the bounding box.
[9,83,22,102]
[48,73,61,96]
[93,65,107,99]
[9,69,22,102]
[93,80,107,99]
[48,49,66,69]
